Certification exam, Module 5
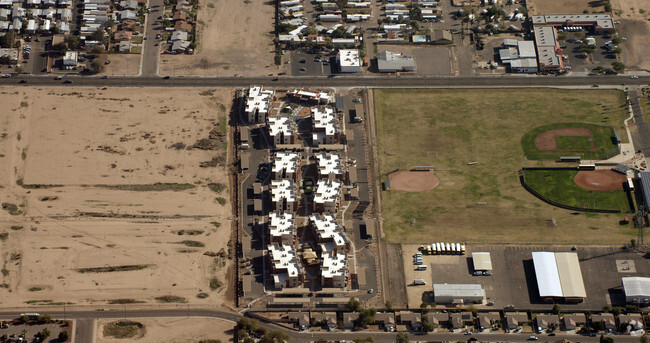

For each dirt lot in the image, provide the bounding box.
[612,0,650,71]
[0,87,234,308]
[102,54,142,76]
[159,0,279,77]
[526,0,603,15]
[375,89,635,245]
[96,318,235,342]
[376,45,452,75]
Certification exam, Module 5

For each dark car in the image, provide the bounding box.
[63,80,73,83]
[162,76,170,79]
[101,75,108,79]
[19,80,27,83]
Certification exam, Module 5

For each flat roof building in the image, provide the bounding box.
[622,277,650,305]
[268,116,295,146]
[268,212,296,244]
[312,107,340,145]
[246,86,274,123]
[472,252,493,271]
[433,284,485,305]
[377,50,415,73]
[272,151,301,180]
[337,49,361,73]
[532,252,586,302]
[270,179,298,212]
[310,213,348,253]
[498,40,538,73]
[268,243,303,288]
[313,180,342,213]
[321,252,347,288]
[533,26,563,71]
[316,152,345,181]
[532,14,614,32]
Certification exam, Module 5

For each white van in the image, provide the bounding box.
[414,278,427,285]
[416,265,427,271]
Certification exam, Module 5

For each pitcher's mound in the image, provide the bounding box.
[387,170,439,192]
[574,170,626,191]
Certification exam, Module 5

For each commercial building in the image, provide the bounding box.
[245,86,274,123]
[272,152,301,180]
[533,26,563,72]
[532,252,586,302]
[312,107,340,145]
[313,179,342,213]
[638,172,650,209]
[316,152,345,181]
[268,116,295,146]
[498,40,538,73]
[531,14,615,33]
[337,49,361,73]
[268,243,303,288]
[377,50,415,73]
[286,89,331,105]
[472,252,492,271]
[268,212,296,244]
[433,284,485,304]
[63,50,78,68]
[622,277,650,305]
[270,179,298,212]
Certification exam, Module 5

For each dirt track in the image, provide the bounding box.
[388,170,439,192]
[574,170,626,190]
[534,128,596,151]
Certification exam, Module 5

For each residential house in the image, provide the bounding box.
[505,312,528,332]
[374,313,396,331]
[343,312,359,330]
[426,313,449,329]
[287,312,310,330]
[535,314,560,332]
[119,0,138,9]
[313,312,337,331]
[478,312,502,331]
[400,312,422,331]
[174,19,193,32]
[114,30,133,41]
[119,9,137,20]
[618,313,644,332]
[431,30,452,44]
[590,313,616,331]
[562,313,586,331]
[118,40,131,52]
[450,312,470,330]
[172,9,187,21]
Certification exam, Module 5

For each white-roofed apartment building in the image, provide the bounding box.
[272,151,301,181]
[311,107,340,145]
[270,179,298,212]
[268,116,296,146]
[316,152,345,182]
[245,86,274,123]
[268,242,304,288]
[268,212,296,245]
[313,179,342,213]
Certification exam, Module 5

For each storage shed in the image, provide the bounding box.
[622,277,650,305]
[433,284,485,304]
[472,252,492,271]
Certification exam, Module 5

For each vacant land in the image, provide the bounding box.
[526,0,603,15]
[375,89,635,245]
[0,87,233,308]
[159,0,277,77]
[523,169,630,211]
[612,0,650,71]
[97,318,235,342]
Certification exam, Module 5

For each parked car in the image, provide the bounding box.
[1,74,11,78]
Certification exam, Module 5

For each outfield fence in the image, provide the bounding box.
[519,168,630,214]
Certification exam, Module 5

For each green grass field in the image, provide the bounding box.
[374,88,635,245]
[521,122,619,160]
[522,169,630,212]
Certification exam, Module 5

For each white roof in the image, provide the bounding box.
[622,277,650,297]
[268,116,293,137]
[534,26,557,47]
[321,252,347,278]
[316,152,344,177]
[273,151,300,175]
[312,107,338,134]
[310,213,345,245]
[433,284,485,297]
[268,243,301,277]
[245,86,274,115]
[338,49,361,68]
[517,40,536,58]
[472,252,492,271]
[314,180,342,205]
[270,179,297,203]
[268,212,295,239]
[532,252,563,297]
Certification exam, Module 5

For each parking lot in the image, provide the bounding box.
[290,51,335,76]
[402,244,650,310]
[561,31,619,73]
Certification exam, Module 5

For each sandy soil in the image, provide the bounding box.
[102,54,143,76]
[574,170,626,190]
[97,318,235,343]
[0,87,235,308]
[159,0,280,77]
[526,0,603,15]
[610,0,650,71]
[388,170,439,192]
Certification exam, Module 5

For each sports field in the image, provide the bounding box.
[375,89,634,245]
[521,122,620,160]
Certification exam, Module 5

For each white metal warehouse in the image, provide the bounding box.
[622,277,650,305]
[532,252,586,302]
[433,284,485,305]
[472,252,492,271]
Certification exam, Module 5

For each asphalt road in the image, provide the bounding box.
[2,74,648,89]
[140,0,164,76]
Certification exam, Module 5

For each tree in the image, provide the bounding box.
[0,30,17,48]
[581,44,596,53]
[611,62,625,73]
[58,330,70,342]
[641,334,648,343]
[377,18,383,28]
[89,29,107,44]
[612,36,623,44]
[396,332,410,343]
[359,308,376,326]
[552,304,562,315]
[385,300,393,311]
[64,35,81,50]
[422,315,435,332]
[261,330,289,343]
[90,59,104,74]
[37,328,50,341]
[335,0,347,10]
[91,45,105,54]
[36,314,51,324]
[348,298,361,312]
[601,334,614,343]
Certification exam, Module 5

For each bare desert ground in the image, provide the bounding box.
[97,318,235,342]
[612,0,650,71]
[526,0,603,15]
[159,0,280,77]
[0,87,235,308]
[102,54,142,76]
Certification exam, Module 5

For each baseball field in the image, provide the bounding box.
[375,89,635,245]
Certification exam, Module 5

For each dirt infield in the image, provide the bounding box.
[388,170,439,192]
[534,128,596,151]
[574,170,627,191]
